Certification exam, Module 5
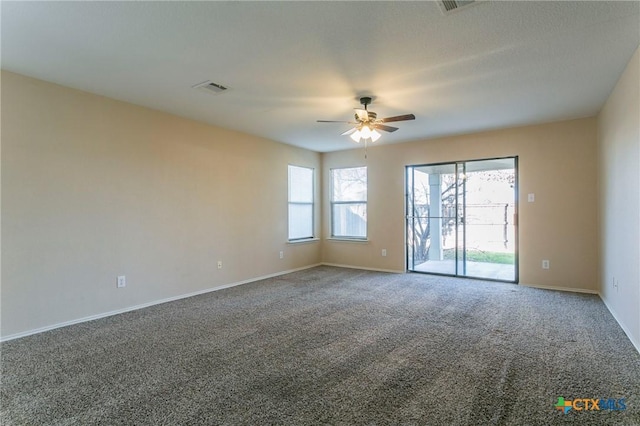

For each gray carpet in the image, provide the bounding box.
[2,266,639,425]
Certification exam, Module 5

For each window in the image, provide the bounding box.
[331,166,367,239]
[288,165,314,240]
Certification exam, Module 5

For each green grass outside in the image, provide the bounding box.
[442,248,515,264]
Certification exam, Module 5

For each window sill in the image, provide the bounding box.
[287,238,320,245]
[326,237,369,243]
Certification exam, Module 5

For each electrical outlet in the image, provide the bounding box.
[542,260,550,269]
[117,276,126,288]
[279,251,284,259]
[217,261,223,269]
[528,193,535,202]
[381,249,387,257]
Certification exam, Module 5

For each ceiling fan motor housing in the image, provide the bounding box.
[355,111,377,123]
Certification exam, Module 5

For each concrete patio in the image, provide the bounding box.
[413,260,516,282]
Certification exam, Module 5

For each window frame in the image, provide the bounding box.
[288,164,315,241]
[330,166,368,240]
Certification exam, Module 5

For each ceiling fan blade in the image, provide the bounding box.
[354,108,368,121]
[374,124,399,133]
[380,114,416,123]
[341,127,358,136]
[317,120,354,123]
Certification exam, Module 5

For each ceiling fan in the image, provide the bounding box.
[317,96,415,143]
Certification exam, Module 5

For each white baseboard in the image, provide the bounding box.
[519,282,599,294]
[599,294,640,355]
[521,284,639,355]
[0,263,322,342]
[8,264,637,359]
[321,262,405,274]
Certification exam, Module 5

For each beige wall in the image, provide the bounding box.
[2,66,626,341]
[322,118,599,292]
[1,71,321,338]
[597,46,640,350]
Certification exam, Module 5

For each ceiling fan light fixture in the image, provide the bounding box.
[360,125,372,139]
[370,129,381,142]
[349,126,380,143]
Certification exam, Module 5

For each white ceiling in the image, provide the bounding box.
[2,1,639,152]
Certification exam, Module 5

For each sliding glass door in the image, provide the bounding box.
[406,157,518,282]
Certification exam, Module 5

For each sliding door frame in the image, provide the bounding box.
[405,156,519,283]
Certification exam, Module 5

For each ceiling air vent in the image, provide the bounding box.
[437,0,478,14]
[192,80,228,95]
